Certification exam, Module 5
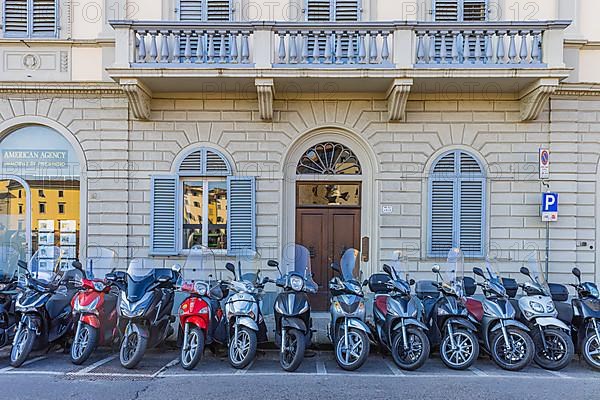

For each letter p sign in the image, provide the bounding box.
[541,193,558,222]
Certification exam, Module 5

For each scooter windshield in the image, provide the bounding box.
[390,250,407,280]
[525,254,550,296]
[443,248,464,296]
[282,244,318,292]
[28,246,62,284]
[340,248,360,282]
[83,247,117,279]
[181,245,218,283]
[0,244,20,283]
[484,259,506,297]
[127,258,162,282]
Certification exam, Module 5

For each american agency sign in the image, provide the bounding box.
[1,149,69,169]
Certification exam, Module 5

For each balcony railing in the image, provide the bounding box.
[111,20,568,69]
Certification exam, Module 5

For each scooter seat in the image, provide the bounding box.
[555,301,573,324]
[466,298,483,322]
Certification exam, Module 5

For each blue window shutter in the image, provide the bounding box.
[227,176,256,256]
[429,179,455,256]
[306,0,332,21]
[31,0,57,37]
[4,0,29,36]
[178,0,203,20]
[334,0,360,21]
[150,175,178,255]
[433,0,487,22]
[462,0,488,21]
[459,179,485,257]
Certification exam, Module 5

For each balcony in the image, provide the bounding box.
[109,20,570,121]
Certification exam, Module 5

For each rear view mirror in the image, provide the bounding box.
[225,262,235,274]
[431,265,440,274]
[572,267,581,281]
[171,264,182,273]
[472,267,485,278]
[382,264,393,277]
[267,260,278,268]
[362,279,368,287]
[409,279,416,286]
[72,261,83,271]
[520,266,530,277]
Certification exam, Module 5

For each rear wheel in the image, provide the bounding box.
[10,327,35,367]
[532,328,574,371]
[335,328,370,371]
[440,328,479,370]
[228,326,257,369]
[180,325,205,370]
[582,331,600,370]
[120,325,148,369]
[280,328,305,372]
[70,323,99,365]
[490,327,534,371]
[391,327,430,371]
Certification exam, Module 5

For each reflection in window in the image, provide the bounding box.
[182,180,227,250]
[183,182,203,249]
[297,183,361,206]
[208,181,227,249]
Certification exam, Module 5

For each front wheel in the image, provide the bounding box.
[180,325,205,370]
[10,327,35,367]
[335,328,370,371]
[490,327,534,371]
[280,328,305,372]
[440,328,479,370]
[228,326,257,369]
[119,325,148,369]
[582,331,600,370]
[532,328,574,371]
[391,327,430,371]
[70,323,99,365]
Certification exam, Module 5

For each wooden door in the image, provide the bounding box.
[295,207,361,310]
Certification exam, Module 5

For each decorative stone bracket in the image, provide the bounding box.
[387,79,413,122]
[520,78,559,121]
[256,78,275,121]
[120,78,152,120]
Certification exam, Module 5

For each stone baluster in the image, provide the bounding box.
[171,31,180,63]
[485,32,494,64]
[324,31,332,63]
[149,31,158,62]
[427,32,435,63]
[496,31,505,64]
[369,33,378,63]
[278,32,286,63]
[531,31,541,63]
[207,34,216,63]
[462,31,471,64]
[381,32,390,63]
[219,33,227,63]
[508,31,517,63]
[159,31,169,63]
[347,33,356,64]
[416,31,425,63]
[183,32,192,63]
[230,33,239,63]
[290,32,299,63]
[241,33,250,63]
[301,33,309,63]
[358,31,366,63]
[440,31,447,64]
[195,33,205,63]
[451,32,459,64]
[137,31,147,63]
[519,30,529,64]
[474,31,482,64]
[312,32,321,63]
[335,32,343,64]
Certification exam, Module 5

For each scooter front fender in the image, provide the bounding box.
[183,315,208,331]
[81,314,101,329]
[535,317,570,331]
[126,322,149,339]
[445,317,477,333]
[235,316,258,332]
[282,317,307,334]
[21,314,42,335]
[392,318,428,332]
[491,320,530,333]
[346,318,371,334]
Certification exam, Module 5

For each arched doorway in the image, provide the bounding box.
[0,124,82,273]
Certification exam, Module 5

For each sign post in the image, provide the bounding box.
[541,192,558,280]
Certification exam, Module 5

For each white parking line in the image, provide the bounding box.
[71,355,118,376]
[316,360,327,375]
[545,370,572,379]
[469,367,488,377]
[235,359,255,375]
[383,359,405,376]
[0,356,47,373]
[153,358,180,378]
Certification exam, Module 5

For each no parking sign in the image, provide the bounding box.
[539,148,550,179]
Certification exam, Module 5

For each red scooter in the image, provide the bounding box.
[177,246,227,370]
[70,249,119,365]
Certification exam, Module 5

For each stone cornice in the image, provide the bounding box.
[554,83,600,97]
[0,82,123,95]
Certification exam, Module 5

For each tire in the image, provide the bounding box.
[10,327,35,368]
[228,326,257,369]
[280,328,305,372]
[119,325,148,369]
[70,323,99,365]
[391,327,430,371]
[440,328,479,370]
[532,327,574,371]
[490,327,534,371]
[335,328,370,371]
[180,325,205,370]
[582,331,600,370]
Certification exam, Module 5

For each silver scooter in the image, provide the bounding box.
[328,248,370,371]
[516,256,574,370]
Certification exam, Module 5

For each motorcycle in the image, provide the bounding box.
[269,244,317,372]
[106,258,180,369]
[328,248,370,371]
[514,256,573,371]
[222,259,269,369]
[0,269,18,349]
[11,247,84,367]
[420,248,479,370]
[468,261,535,371]
[177,246,227,370]
[70,248,119,365]
[368,251,430,370]
[552,266,600,370]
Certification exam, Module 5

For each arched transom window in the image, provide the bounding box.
[296,142,361,175]
[428,150,486,258]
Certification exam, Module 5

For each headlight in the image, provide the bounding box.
[529,301,545,313]
[93,282,106,292]
[333,301,342,313]
[546,303,555,313]
[0,283,7,291]
[290,276,304,291]
[75,296,100,314]
[194,282,207,296]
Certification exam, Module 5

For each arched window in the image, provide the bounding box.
[428,150,485,258]
[296,142,361,175]
[150,147,255,255]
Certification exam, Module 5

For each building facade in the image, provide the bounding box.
[0,0,599,306]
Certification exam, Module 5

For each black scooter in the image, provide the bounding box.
[0,273,18,349]
[268,244,317,372]
[106,260,180,369]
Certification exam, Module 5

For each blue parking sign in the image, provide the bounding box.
[541,193,558,221]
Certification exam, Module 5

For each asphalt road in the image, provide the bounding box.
[1,347,600,400]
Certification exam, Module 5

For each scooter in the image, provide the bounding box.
[106,259,180,369]
[368,251,430,370]
[419,248,479,370]
[222,261,269,369]
[11,247,84,367]
[269,244,317,372]
[468,262,535,371]
[177,246,227,370]
[328,248,370,371]
[0,273,18,349]
[550,267,600,370]
[514,259,573,371]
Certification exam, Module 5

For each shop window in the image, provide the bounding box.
[150,147,255,255]
[428,150,485,258]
